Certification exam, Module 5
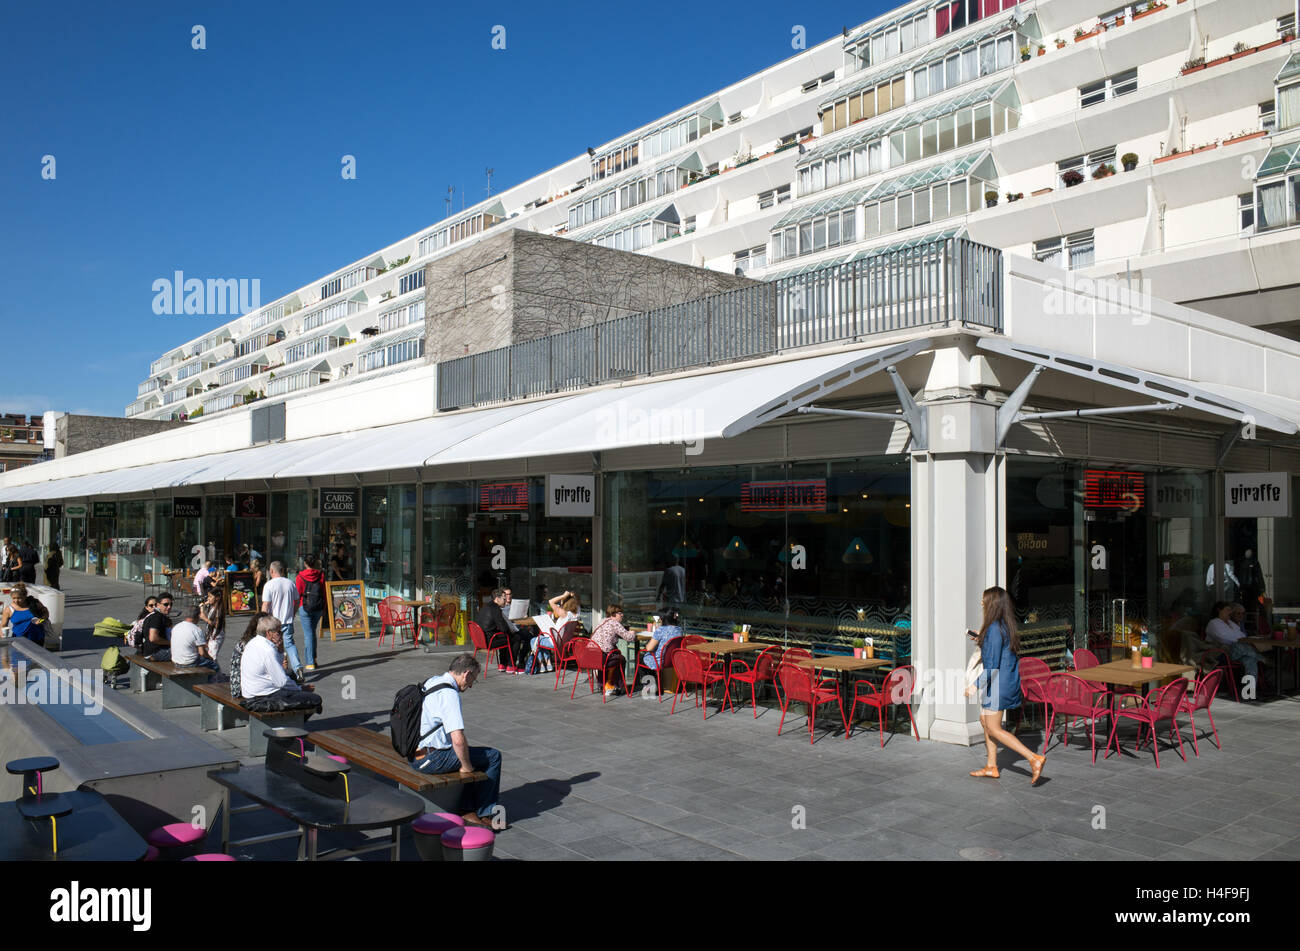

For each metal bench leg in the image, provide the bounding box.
[162,676,202,709]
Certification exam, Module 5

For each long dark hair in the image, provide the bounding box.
[977,586,1019,653]
[240,611,267,646]
[205,588,227,631]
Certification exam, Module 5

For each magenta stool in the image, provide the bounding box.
[146,822,205,859]
[411,812,464,861]
[327,755,348,764]
[440,825,494,862]
[143,846,161,861]
[183,854,236,861]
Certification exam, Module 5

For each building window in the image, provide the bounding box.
[734,245,767,273]
[398,270,426,295]
[1058,147,1116,181]
[1279,13,1296,38]
[1279,82,1300,132]
[758,185,791,209]
[1034,230,1095,270]
[1255,172,1300,232]
[1080,68,1137,108]
[1262,101,1278,135]
[1240,192,1256,234]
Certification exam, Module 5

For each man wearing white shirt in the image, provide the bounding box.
[1205,600,1264,690]
[409,654,502,829]
[170,605,217,671]
[240,616,322,714]
[261,561,303,679]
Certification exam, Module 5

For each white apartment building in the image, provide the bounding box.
[126,0,1300,424]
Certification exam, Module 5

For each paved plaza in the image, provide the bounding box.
[51,572,1300,861]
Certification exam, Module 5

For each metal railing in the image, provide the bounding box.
[437,236,1002,410]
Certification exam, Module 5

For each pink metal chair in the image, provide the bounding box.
[571,639,627,701]
[543,620,580,686]
[420,601,458,646]
[849,665,919,747]
[633,636,686,702]
[1105,678,1190,768]
[553,633,590,690]
[1178,669,1224,756]
[726,646,781,718]
[669,647,730,718]
[1018,657,1052,732]
[772,647,811,706]
[777,662,847,744]
[467,621,512,675]
[1072,648,1101,670]
[1198,648,1241,701]
[1042,673,1112,763]
[377,596,414,649]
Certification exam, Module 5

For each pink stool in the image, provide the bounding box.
[327,755,348,764]
[183,854,236,861]
[411,812,465,861]
[146,822,205,858]
[440,825,494,862]
[142,845,161,861]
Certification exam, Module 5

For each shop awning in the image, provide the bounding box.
[978,338,1300,435]
[0,340,932,503]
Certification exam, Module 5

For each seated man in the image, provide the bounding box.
[239,616,323,714]
[476,587,523,673]
[409,654,503,830]
[141,595,174,662]
[170,604,218,672]
[1205,600,1265,690]
[637,608,684,685]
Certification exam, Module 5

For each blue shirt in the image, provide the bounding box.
[978,620,1021,710]
[417,673,466,752]
[650,625,684,665]
[10,607,40,644]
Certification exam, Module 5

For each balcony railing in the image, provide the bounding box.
[437,236,1001,410]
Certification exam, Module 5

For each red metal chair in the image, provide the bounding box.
[1072,648,1101,670]
[570,639,626,700]
[467,621,513,675]
[1105,678,1190,768]
[772,647,811,706]
[548,621,581,688]
[669,647,730,718]
[1178,669,1224,756]
[849,665,919,747]
[377,596,414,649]
[1018,657,1052,732]
[633,635,686,702]
[1198,648,1241,701]
[726,646,781,718]
[419,601,458,646]
[777,662,847,744]
[1042,673,1112,764]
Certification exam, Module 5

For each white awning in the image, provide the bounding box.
[0,340,929,503]
[978,338,1300,435]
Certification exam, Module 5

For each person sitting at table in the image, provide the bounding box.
[239,616,322,714]
[476,588,523,674]
[529,590,580,673]
[637,608,685,685]
[590,603,634,698]
[1206,600,1265,690]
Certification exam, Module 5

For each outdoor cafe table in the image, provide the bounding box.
[684,639,767,708]
[795,655,892,730]
[1243,636,1300,698]
[1071,660,1195,752]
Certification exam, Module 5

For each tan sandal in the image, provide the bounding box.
[969,766,1000,779]
[1029,754,1046,786]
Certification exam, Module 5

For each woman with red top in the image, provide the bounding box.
[294,554,327,672]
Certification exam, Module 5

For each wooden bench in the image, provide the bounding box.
[306,726,488,813]
[126,654,213,709]
[193,682,315,756]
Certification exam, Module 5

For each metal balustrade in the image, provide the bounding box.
[436,236,1001,410]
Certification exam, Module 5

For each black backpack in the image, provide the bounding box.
[390,680,455,759]
[302,576,325,613]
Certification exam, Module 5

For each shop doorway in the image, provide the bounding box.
[1085,512,1150,658]
[314,518,358,582]
[473,515,530,614]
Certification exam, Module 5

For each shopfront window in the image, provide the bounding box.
[604,459,910,647]
[423,482,474,604]
[204,496,233,568]
[115,500,152,582]
[269,490,310,571]
[1225,472,1300,634]
[362,484,417,615]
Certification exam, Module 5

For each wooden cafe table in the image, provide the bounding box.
[684,639,767,708]
[1071,660,1194,752]
[795,655,892,730]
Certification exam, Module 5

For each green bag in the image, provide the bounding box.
[101,646,129,674]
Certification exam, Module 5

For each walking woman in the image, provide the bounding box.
[965,586,1045,785]
[44,542,63,590]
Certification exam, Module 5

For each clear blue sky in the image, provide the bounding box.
[0,0,884,417]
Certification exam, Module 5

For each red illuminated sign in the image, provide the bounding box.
[480,481,529,511]
[740,480,827,513]
[1084,470,1145,510]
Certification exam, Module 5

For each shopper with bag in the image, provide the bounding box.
[965,586,1045,785]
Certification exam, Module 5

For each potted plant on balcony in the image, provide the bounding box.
[1231,40,1250,59]
[1224,129,1267,146]
[1092,163,1116,179]
[361,326,379,337]
[852,638,866,659]
[1154,145,1183,163]
[1006,192,1024,202]
[1122,152,1139,171]
[984,190,999,207]
[1037,45,1045,56]
[1061,169,1085,187]
[1019,45,1031,61]
[1054,36,1066,49]
[1181,56,1206,75]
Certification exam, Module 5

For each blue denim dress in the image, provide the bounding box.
[978,620,1021,712]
